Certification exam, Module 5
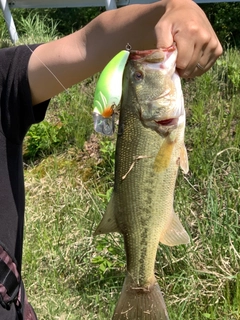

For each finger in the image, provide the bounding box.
[180,51,206,78]
[175,35,195,69]
[155,19,174,49]
[175,25,215,76]
[184,40,223,78]
[177,35,222,78]
[175,37,203,77]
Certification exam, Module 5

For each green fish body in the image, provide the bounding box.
[95,47,189,319]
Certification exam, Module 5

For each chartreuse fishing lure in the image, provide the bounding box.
[93,49,130,135]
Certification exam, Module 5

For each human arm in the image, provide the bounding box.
[28,0,222,106]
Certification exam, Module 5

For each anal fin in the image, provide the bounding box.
[94,195,120,235]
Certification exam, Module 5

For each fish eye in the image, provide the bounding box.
[134,71,143,81]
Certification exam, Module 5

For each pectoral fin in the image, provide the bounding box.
[94,195,120,235]
[159,210,190,246]
[154,139,175,173]
[180,145,189,174]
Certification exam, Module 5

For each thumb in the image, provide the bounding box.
[155,19,174,49]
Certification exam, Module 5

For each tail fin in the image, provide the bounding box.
[112,275,170,320]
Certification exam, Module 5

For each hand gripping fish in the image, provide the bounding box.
[94,45,190,320]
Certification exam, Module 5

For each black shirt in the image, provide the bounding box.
[0,44,50,319]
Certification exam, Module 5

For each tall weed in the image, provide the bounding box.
[17,12,59,43]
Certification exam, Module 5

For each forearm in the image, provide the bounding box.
[81,2,166,76]
[28,0,221,105]
[81,0,194,74]
[28,2,166,105]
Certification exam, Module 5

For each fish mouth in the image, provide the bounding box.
[129,44,176,62]
[155,118,178,126]
[129,44,177,73]
[141,113,185,136]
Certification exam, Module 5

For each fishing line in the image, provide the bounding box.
[5,22,70,95]
[24,43,69,94]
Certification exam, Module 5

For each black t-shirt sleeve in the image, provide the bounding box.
[0,44,50,144]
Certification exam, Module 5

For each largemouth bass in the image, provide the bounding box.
[94,45,190,319]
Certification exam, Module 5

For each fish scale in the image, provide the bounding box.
[116,111,175,287]
[94,46,190,319]
[116,116,158,278]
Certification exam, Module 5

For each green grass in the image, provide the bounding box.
[1,15,239,320]
[22,51,239,319]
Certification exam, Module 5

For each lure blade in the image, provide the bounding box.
[93,113,115,136]
[93,50,130,135]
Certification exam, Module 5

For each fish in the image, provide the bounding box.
[94,45,190,320]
